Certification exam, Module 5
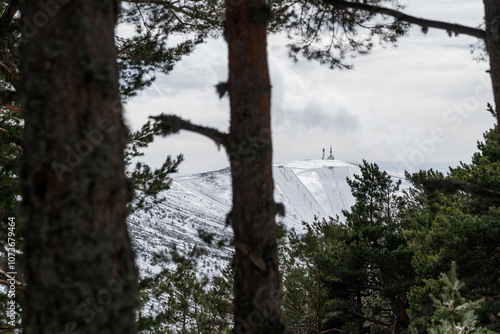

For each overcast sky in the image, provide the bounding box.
[123,0,493,175]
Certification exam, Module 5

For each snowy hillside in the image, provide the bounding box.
[127,160,408,275]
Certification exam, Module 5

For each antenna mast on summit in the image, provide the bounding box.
[327,145,335,160]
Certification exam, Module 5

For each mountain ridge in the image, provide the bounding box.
[127,159,408,275]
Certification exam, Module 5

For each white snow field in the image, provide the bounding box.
[127,159,409,275]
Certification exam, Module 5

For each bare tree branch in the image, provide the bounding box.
[4,104,19,113]
[0,267,26,290]
[322,0,486,40]
[0,325,22,333]
[150,114,228,149]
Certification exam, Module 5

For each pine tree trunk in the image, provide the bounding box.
[19,1,138,333]
[394,296,410,332]
[484,0,500,139]
[226,0,285,332]
[357,290,364,333]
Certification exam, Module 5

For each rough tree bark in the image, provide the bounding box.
[226,1,285,333]
[19,1,138,333]
[484,0,500,135]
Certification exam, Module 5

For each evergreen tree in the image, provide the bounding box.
[333,161,413,333]
[117,0,224,98]
[345,160,402,241]
[138,246,233,333]
[0,1,19,110]
[0,3,184,330]
[149,0,416,330]
[281,161,415,333]
[0,89,181,333]
[0,106,23,332]
[426,262,490,334]
[0,107,21,243]
[406,108,500,333]
[5,1,499,332]
[281,217,344,334]
[126,120,183,213]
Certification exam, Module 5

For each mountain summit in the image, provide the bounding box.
[128,160,406,275]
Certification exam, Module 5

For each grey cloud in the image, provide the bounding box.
[273,100,360,133]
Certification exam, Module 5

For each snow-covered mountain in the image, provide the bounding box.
[127,159,408,275]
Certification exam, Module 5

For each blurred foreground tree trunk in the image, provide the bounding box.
[19,1,138,333]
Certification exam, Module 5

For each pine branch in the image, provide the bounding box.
[150,114,228,149]
[322,0,486,40]
[124,0,219,25]
[0,0,19,21]
[419,178,500,200]
[0,61,19,89]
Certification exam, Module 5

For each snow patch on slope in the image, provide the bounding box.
[127,160,408,275]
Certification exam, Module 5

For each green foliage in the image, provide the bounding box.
[412,262,493,334]
[0,107,23,332]
[126,121,183,213]
[0,108,21,230]
[138,246,232,333]
[0,2,20,92]
[281,145,500,333]
[406,108,500,333]
[281,216,344,333]
[336,161,414,333]
[345,160,402,234]
[0,96,182,334]
[117,0,224,98]
[277,0,409,69]
[117,0,410,88]
[447,105,500,212]
[2,2,497,332]
[281,160,415,333]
